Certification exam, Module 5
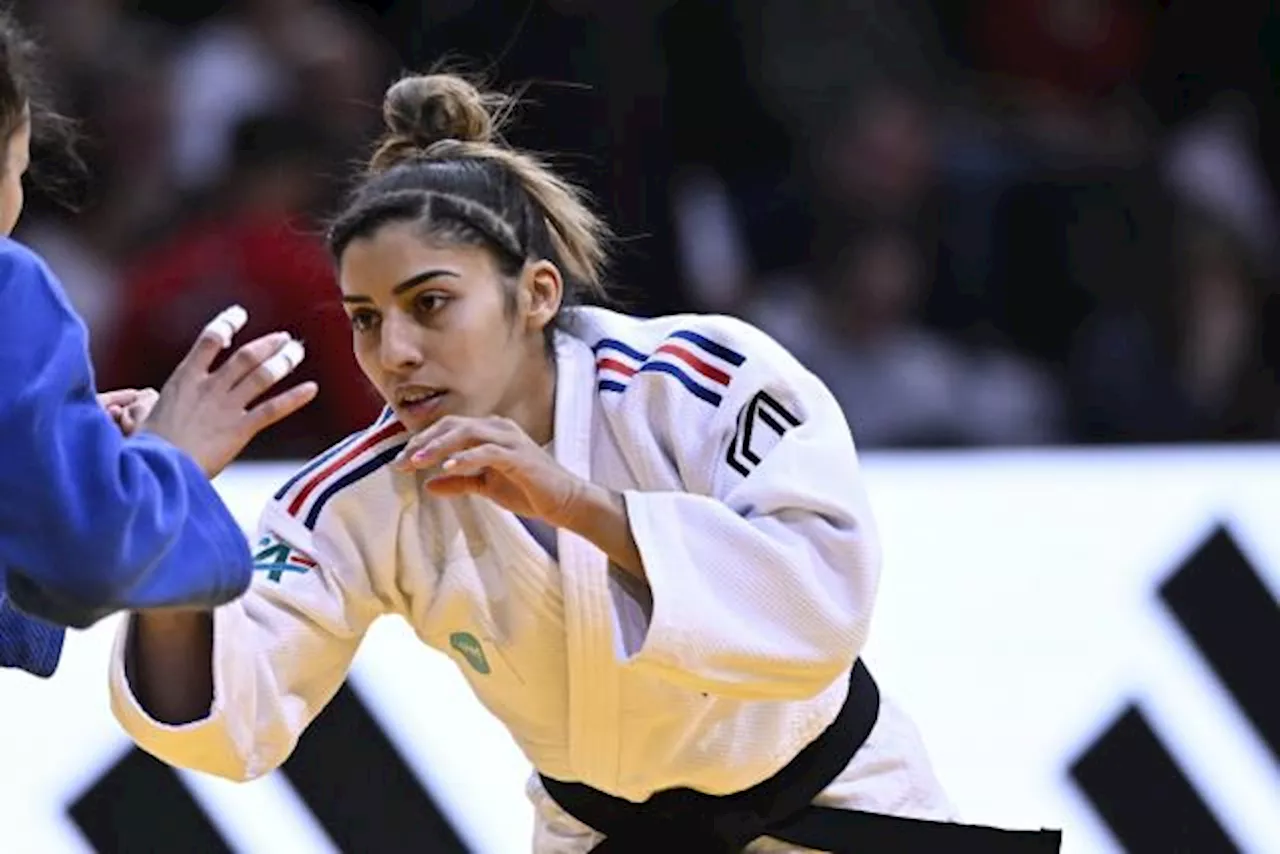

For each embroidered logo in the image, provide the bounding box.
[448,631,491,675]
[726,389,801,476]
[252,534,317,582]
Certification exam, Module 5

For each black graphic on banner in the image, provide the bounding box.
[70,749,230,854]
[1071,524,1279,854]
[1071,705,1237,853]
[70,684,468,853]
[1159,527,1280,764]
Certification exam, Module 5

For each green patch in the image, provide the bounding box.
[253,535,316,583]
[449,631,490,675]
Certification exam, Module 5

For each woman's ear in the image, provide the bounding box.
[521,260,564,332]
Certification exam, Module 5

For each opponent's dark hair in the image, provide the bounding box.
[0,7,79,195]
[327,72,611,344]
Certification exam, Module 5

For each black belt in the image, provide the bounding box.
[541,660,1062,853]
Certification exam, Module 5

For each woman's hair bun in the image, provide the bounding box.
[381,73,497,149]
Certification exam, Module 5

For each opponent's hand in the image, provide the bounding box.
[98,388,159,436]
[394,415,583,524]
[140,305,319,477]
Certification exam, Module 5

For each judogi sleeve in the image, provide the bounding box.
[0,239,251,636]
[108,506,380,780]
[619,323,881,702]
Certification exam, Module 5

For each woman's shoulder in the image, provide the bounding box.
[569,305,794,370]
[264,407,410,534]
[569,305,823,454]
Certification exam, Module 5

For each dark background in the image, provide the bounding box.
[16,0,1280,456]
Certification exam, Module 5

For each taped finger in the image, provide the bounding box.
[259,338,306,383]
[202,304,249,349]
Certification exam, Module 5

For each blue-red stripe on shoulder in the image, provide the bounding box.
[275,409,407,529]
[272,407,396,501]
[301,442,405,530]
[593,329,746,406]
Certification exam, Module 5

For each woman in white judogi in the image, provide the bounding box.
[109,73,1058,853]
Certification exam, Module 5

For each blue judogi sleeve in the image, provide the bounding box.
[0,591,62,676]
[0,237,252,675]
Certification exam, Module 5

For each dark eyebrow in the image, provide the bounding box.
[341,269,460,304]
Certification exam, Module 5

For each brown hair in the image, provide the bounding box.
[0,7,78,192]
[327,72,612,341]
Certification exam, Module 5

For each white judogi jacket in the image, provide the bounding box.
[110,307,953,850]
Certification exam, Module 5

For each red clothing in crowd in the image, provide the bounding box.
[102,212,382,457]
[972,0,1152,100]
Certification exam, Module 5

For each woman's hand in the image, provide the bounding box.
[394,415,584,524]
[98,387,159,436]
[394,414,646,579]
[139,305,318,478]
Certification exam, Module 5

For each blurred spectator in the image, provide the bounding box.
[930,0,1157,365]
[168,0,384,194]
[1070,219,1280,442]
[737,0,951,148]
[967,0,1153,163]
[16,17,179,362]
[816,84,939,232]
[758,229,1063,448]
[670,165,753,313]
[99,112,381,456]
[1162,93,1280,277]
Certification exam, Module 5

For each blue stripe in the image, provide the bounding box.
[304,443,407,529]
[669,330,745,366]
[592,338,648,362]
[637,362,722,405]
[273,431,366,501]
[597,379,627,394]
[377,406,395,424]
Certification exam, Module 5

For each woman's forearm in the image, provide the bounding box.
[127,610,215,725]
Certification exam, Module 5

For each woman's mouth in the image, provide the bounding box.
[396,387,448,421]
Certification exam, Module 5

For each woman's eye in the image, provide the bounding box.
[416,293,448,315]
[349,311,378,332]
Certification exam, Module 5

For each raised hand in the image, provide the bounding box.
[394,415,584,525]
[140,305,319,477]
[98,387,159,436]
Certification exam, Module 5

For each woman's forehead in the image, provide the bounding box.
[338,230,497,292]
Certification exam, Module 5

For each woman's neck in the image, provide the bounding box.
[500,349,558,446]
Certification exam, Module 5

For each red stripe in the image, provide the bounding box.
[655,342,731,385]
[287,421,405,516]
[289,554,318,568]
[596,356,637,377]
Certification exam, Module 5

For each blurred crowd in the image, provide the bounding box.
[15,0,396,457]
[14,0,1280,454]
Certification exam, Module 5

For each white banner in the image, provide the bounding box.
[2,448,1278,853]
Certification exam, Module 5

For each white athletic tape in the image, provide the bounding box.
[203,304,250,348]
[260,339,306,383]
